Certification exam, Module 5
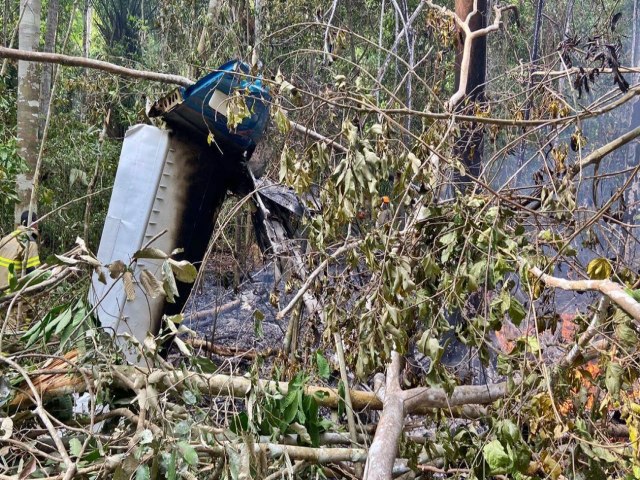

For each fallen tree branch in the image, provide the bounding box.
[560,296,610,368]
[0,355,75,476]
[363,351,405,480]
[363,351,510,480]
[528,265,640,322]
[182,299,241,323]
[0,46,349,154]
[0,46,193,86]
[10,363,498,415]
[0,267,72,305]
[289,120,348,153]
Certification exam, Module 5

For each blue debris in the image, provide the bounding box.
[150,60,271,154]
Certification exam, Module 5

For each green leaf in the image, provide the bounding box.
[140,429,153,444]
[254,309,264,338]
[508,298,526,326]
[173,420,191,437]
[230,412,249,434]
[483,439,513,473]
[605,362,623,399]
[69,437,82,457]
[162,261,179,303]
[587,258,612,280]
[627,288,640,302]
[283,394,299,424]
[337,380,346,417]
[615,322,638,349]
[316,351,331,379]
[417,333,443,373]
[177,441,198,466]
[133,248,168,260]
[135,465,150,480]
[439,231,457,246]
[182,390,197,406]
[167,259,197,283]
[274,107,291,134]
[190,356,217,374]
[166,451,177,480]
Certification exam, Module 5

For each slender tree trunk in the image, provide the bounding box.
[40,0,58,132]
[517,0,544,166]
[2,0,8,47]
[557,0,575,93]
[15,0,41,223]
[196,0,222,56]
[531,0,544,65]
[401,0,413,135]
[83,0,91,58]
[452,0,487,185]
[252,0,262,66]
[624,0,640,266]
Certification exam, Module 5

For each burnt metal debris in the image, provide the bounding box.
[92,59,312,358]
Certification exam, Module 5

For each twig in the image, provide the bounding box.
[0,267,71,305]
[528,264,640,322]
[289,120,348,153]
[566,125,640,180]
[560,296,610,368]
[183,299,241,323]
[334,332,360,451]
[277,240,362,320]
[0,355,74,474]
[264,461,309,480]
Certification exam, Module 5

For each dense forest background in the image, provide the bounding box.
[2,0,640,479]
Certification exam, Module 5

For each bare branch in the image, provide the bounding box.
[567,124,640,179]
[0,46,194,86]
[426,2,516,109]
[528,265,640,322]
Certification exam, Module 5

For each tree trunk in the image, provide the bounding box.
[196,0,221,56]
[2,0,8,47]
[624,0,640,266]
[517,0,544,166]
[40,0,58,132]
[15,0,41,223]
[531,0,544,65]
[83,0,92,58]
[452,0,487,185]
[557,0,575,93]
[252,0,262,66]
[363,353,405,480]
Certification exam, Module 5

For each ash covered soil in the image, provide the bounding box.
[182,254,296,352]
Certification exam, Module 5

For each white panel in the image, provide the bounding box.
[208,89,243,118]
[88,125,170,362]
